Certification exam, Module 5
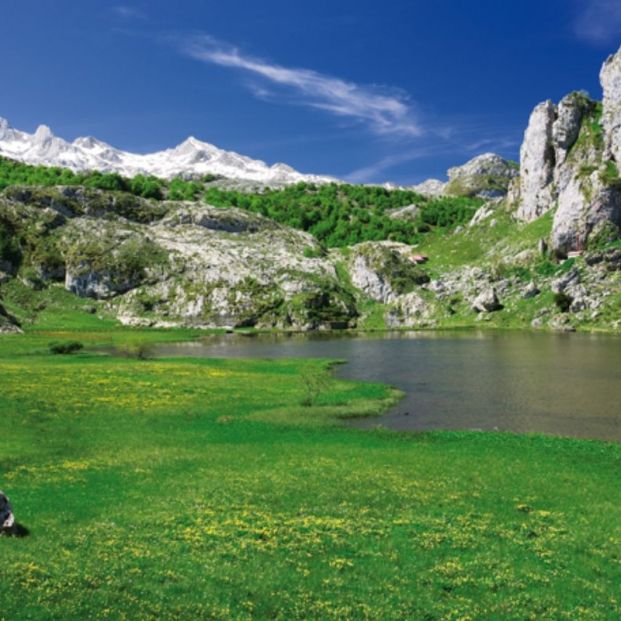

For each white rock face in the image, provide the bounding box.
[446,153,519,198]
[386,290,435,328]
[514,47,621,254]
[515,101,557,221]
[553,177,621,255]
[350,254,395,304]
[1,186,358,330]
[388,204,420,220]
[448,153,517,183]
[72,205,350,329]
[551,176,591,252]
[515,94,590,222]
[65,270,139,300]
[345,241,440,328]
[472,287,502,313]
[0,301,20,334]
[0,117,335,185]
[601,44,621,164]
[468,200,500,228]
[347,241,428,304]
[410,178,446,197]
[553,93,588,162]
[413,154,518,200]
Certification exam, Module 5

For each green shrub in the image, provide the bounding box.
[129,175,164,200]
[553,292,572,313]
[0,218,21,267]
[302,246,326,259]
[587,221,620,250]
[49,341,84,355]
[416,196,480,228]
[558,258,576,273]
[600,160,621,187]
[0,157,483,248]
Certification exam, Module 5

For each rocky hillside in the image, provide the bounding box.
[0,186,359,330]
[1,46,621,334]
[412,153,519,199]
[510,50,621,257]
[0,180,619,334]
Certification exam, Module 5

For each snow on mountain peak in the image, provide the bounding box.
[73,136,105,149]
[0,116,334,185]
[272,163,296,173]
[33,124,55,143]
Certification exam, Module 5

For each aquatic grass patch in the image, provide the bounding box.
[0,331,620,620]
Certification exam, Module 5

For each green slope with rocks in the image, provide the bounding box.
[0,178,619,335]
[2,45,621,335]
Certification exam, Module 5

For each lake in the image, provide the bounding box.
[147,331,621,442]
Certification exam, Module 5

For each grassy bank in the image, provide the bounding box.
[1,330,620,620]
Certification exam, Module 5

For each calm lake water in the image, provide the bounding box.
[148,331,621,442]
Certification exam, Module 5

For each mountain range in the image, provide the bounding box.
[0,117,334,185]
[1,45,621,335]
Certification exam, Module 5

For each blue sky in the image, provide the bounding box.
[1,1,621,184]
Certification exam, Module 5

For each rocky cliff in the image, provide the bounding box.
[0,186,359,330]
[512,46,621,257]
[412,153,518,199]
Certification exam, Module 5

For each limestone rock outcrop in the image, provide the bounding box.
[515,101,557,220]
[472,287,502,313]
[514,46,621,256]
[347,242,430,305]
[0,187,359,330]
[445,153,519,199]
[411,154,518,199]
[385,290,437,328]
[387,204,420,221]
[601,47,621,165]
[0,300,20,334]
[410,178,446,197]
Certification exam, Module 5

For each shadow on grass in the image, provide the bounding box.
[1,523,30,538]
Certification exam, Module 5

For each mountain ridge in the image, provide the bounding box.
[0,117,335,185]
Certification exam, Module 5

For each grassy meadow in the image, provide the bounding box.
[0,328,620,620]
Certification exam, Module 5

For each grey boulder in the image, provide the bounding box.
[472,287,503,313]
[0,491,15,534]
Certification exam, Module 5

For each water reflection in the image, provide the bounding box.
[147,331,621,442]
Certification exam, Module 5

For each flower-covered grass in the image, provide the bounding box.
[0,330,620,620]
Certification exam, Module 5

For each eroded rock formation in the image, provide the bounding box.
[513,46,621,256]
[446,153,519,199]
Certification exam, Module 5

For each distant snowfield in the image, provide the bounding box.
[0,116,335,184]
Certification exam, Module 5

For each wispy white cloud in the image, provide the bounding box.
[573,0,621,44]
[345,131,521,184]
[464,137,520,153]
[179,35,421,138]
[112,5,146,20]
[345,148,437,183]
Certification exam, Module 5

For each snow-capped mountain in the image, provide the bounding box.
[0,117,334,185]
